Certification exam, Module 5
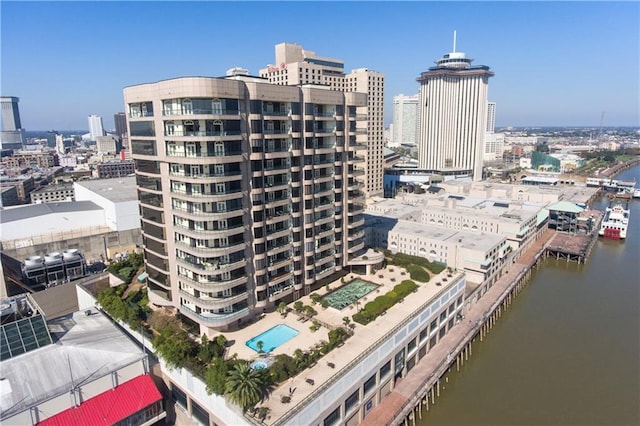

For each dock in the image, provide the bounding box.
[543,209,602,264]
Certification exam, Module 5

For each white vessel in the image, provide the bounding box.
[599,203,630,239]
[634,188,640,199]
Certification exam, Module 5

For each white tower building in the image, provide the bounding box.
[88,114,105,141]
[486,102,496,133]
[417,33,494,181]
[260,43,385,197]
[392,94,420,146]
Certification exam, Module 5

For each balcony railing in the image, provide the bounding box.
[163,109,239,116]
[165,130,242,137]
[179,305,249,326]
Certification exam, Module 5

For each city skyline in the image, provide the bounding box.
[2,1,639,130]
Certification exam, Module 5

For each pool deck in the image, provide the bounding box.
[219,265,463,425]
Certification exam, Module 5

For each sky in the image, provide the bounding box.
[2,1,639,131]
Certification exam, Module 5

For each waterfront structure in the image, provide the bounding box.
[260,43,385,197]
[124,74,368,333]
[30,184,75,204]
[392,94,420,146]
[417,35,494,181]
[0,96,25,150]
[0,293,165,425]
[88,114,105,140]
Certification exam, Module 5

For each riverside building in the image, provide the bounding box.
[417,34,494,181]
[124,72,368,334]
[260,43,385,197]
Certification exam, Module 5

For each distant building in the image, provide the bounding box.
[417,34,494,181]
[94,159,135,178]
[0,185,20,207]
[486,102,496,133]
[87,114,105,140]
[392,94,419,146]
[0,175,35,203]
[30,184,75,204]
[96,134,119,154]
[260,42,385,197]
[114,112,128,137]
[3,149,59,168]
[0,96,25,150]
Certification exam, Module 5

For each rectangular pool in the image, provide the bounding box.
[246,324,299,353]
[322,279,380,310]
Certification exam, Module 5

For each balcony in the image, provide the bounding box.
[179,305,249,327]
[349,168,365,177]
[163,108,240,117]
[347,217,365,229]
[347,241,365,254]
[178,274,247,292]
[175,240,246,257]
[179,289,248,310]
[177,258,246,275]
[262,109,291,117]
[165,130,242,137]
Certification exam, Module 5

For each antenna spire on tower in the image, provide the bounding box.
[453,30,457,52]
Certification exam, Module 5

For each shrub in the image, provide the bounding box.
[293,301,304,313]
[406,265,430,282]
[394,280,418,298]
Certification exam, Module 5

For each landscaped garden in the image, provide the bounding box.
[382,250,447,282]
[352,279,418,325]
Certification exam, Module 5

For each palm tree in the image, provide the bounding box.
[225,362,270,411]
[256,340,265,353]
[277,301,287,316]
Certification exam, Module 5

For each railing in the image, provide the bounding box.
[164,130,241,137]
[179,306,249,326]
[166,149,243,158]
[262,110,291,116]
[178,289,248,309]
[163,109,240,116]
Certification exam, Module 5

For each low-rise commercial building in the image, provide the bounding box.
[29,184,75,204]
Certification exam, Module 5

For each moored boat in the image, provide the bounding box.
[598,203,630,240]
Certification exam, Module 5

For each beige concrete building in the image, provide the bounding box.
[30,184,75,204]
[260,43,385,197]
[124,74,368,333]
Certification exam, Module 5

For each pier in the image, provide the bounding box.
[361,228,575,426]
[543,210,603,264]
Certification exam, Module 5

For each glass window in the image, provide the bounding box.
[131,139,156,156]
[380,360,391,380]
[130,121,155,137]
[363,373,377,396]
[345,390,359,413]
[324,407,340,426]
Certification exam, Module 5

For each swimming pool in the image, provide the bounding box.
[322,279,380,310]
[246,324,299,353]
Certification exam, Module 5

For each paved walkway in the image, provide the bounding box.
[361,231,552,426]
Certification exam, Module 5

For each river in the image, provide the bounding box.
[417,166,640,426]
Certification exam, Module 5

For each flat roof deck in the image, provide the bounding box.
[220,266,464,424]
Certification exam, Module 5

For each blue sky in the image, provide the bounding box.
[2,1,638,130]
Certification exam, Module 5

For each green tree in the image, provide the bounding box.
[342,317,351,327]
[293,301,304,313]
[256,340,265,353]
[152,322,197,369]
[277,302,287,316]
[225,362,270,411]
[205,357,229,395]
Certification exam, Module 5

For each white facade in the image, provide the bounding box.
[87,114,104,141]
[392,94,419,146]
[483,132,505,162]
[73,177,140,232]
[417,42,494,181]
[96,135,118,154]
[260,43,385,197]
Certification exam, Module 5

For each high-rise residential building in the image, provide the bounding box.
[125,73,367,333]
[260,43,385,197]
[392,94,420,145]
[417,34,494,181]
[1,96,25,150]
[486,102,496,133]
[114,112,128,137]
[88,114,105,141]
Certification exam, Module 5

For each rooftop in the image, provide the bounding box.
[74,176,137,203]
[0,200,103,224]
[0,308,145,418]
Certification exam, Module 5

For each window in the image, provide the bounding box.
[363,374,377,396]
[345,390,359,413]
[324,407,340,426]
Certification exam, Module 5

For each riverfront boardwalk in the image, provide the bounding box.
[362,231,553,426]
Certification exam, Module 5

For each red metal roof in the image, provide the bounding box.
[37,374,162,426]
